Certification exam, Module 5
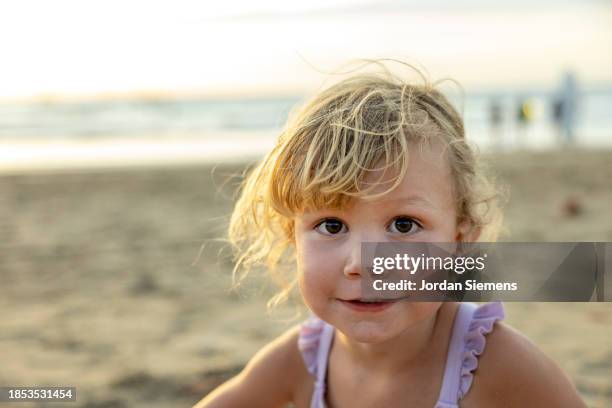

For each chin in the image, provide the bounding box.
[340,320,400,344]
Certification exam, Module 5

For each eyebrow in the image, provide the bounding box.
[298,195,438,220]
[376,195,436,208]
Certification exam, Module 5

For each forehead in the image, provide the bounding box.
[358,140,454,209]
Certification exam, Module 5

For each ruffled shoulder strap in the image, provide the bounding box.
[297,315,327,375]
[436,302,505,408]
[297,315,335,408]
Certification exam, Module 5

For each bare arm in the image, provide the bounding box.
[462,322,587,408]
[193,325,308,408]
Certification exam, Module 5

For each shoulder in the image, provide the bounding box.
[241,323,313,400]
[461,322,586,408]
[194,324,312,408]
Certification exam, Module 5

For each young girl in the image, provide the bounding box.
[195,66,586,407]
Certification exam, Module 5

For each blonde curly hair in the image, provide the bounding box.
[228,62,503,308]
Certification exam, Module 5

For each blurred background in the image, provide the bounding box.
[0,0,610,407]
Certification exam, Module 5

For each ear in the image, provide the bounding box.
[455,219,481,243]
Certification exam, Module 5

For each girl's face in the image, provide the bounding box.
[293,143,476,343]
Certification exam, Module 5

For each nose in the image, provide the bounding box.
[343,237,363,279]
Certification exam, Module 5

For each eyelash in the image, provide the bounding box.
[313,216,423,236]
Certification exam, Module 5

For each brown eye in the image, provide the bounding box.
[315,219,346,235]
[390,217,420,234]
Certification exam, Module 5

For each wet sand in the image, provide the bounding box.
[0,148,611,407]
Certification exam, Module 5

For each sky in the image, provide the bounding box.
[1,0,611,99]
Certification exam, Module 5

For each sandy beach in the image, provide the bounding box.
[1,148,611,407]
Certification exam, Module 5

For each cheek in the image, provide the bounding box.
[296,242,341,304]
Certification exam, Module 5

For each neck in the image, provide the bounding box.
[334,303,456,375]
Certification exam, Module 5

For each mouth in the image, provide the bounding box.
[338,298,398,313]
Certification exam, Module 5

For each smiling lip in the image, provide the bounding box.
[338,299,397,313]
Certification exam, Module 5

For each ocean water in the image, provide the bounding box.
[0,88,610,171]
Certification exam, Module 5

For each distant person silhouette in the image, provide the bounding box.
[516,98,534,147]
[552,71,578,146]
[489,98,503,149]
